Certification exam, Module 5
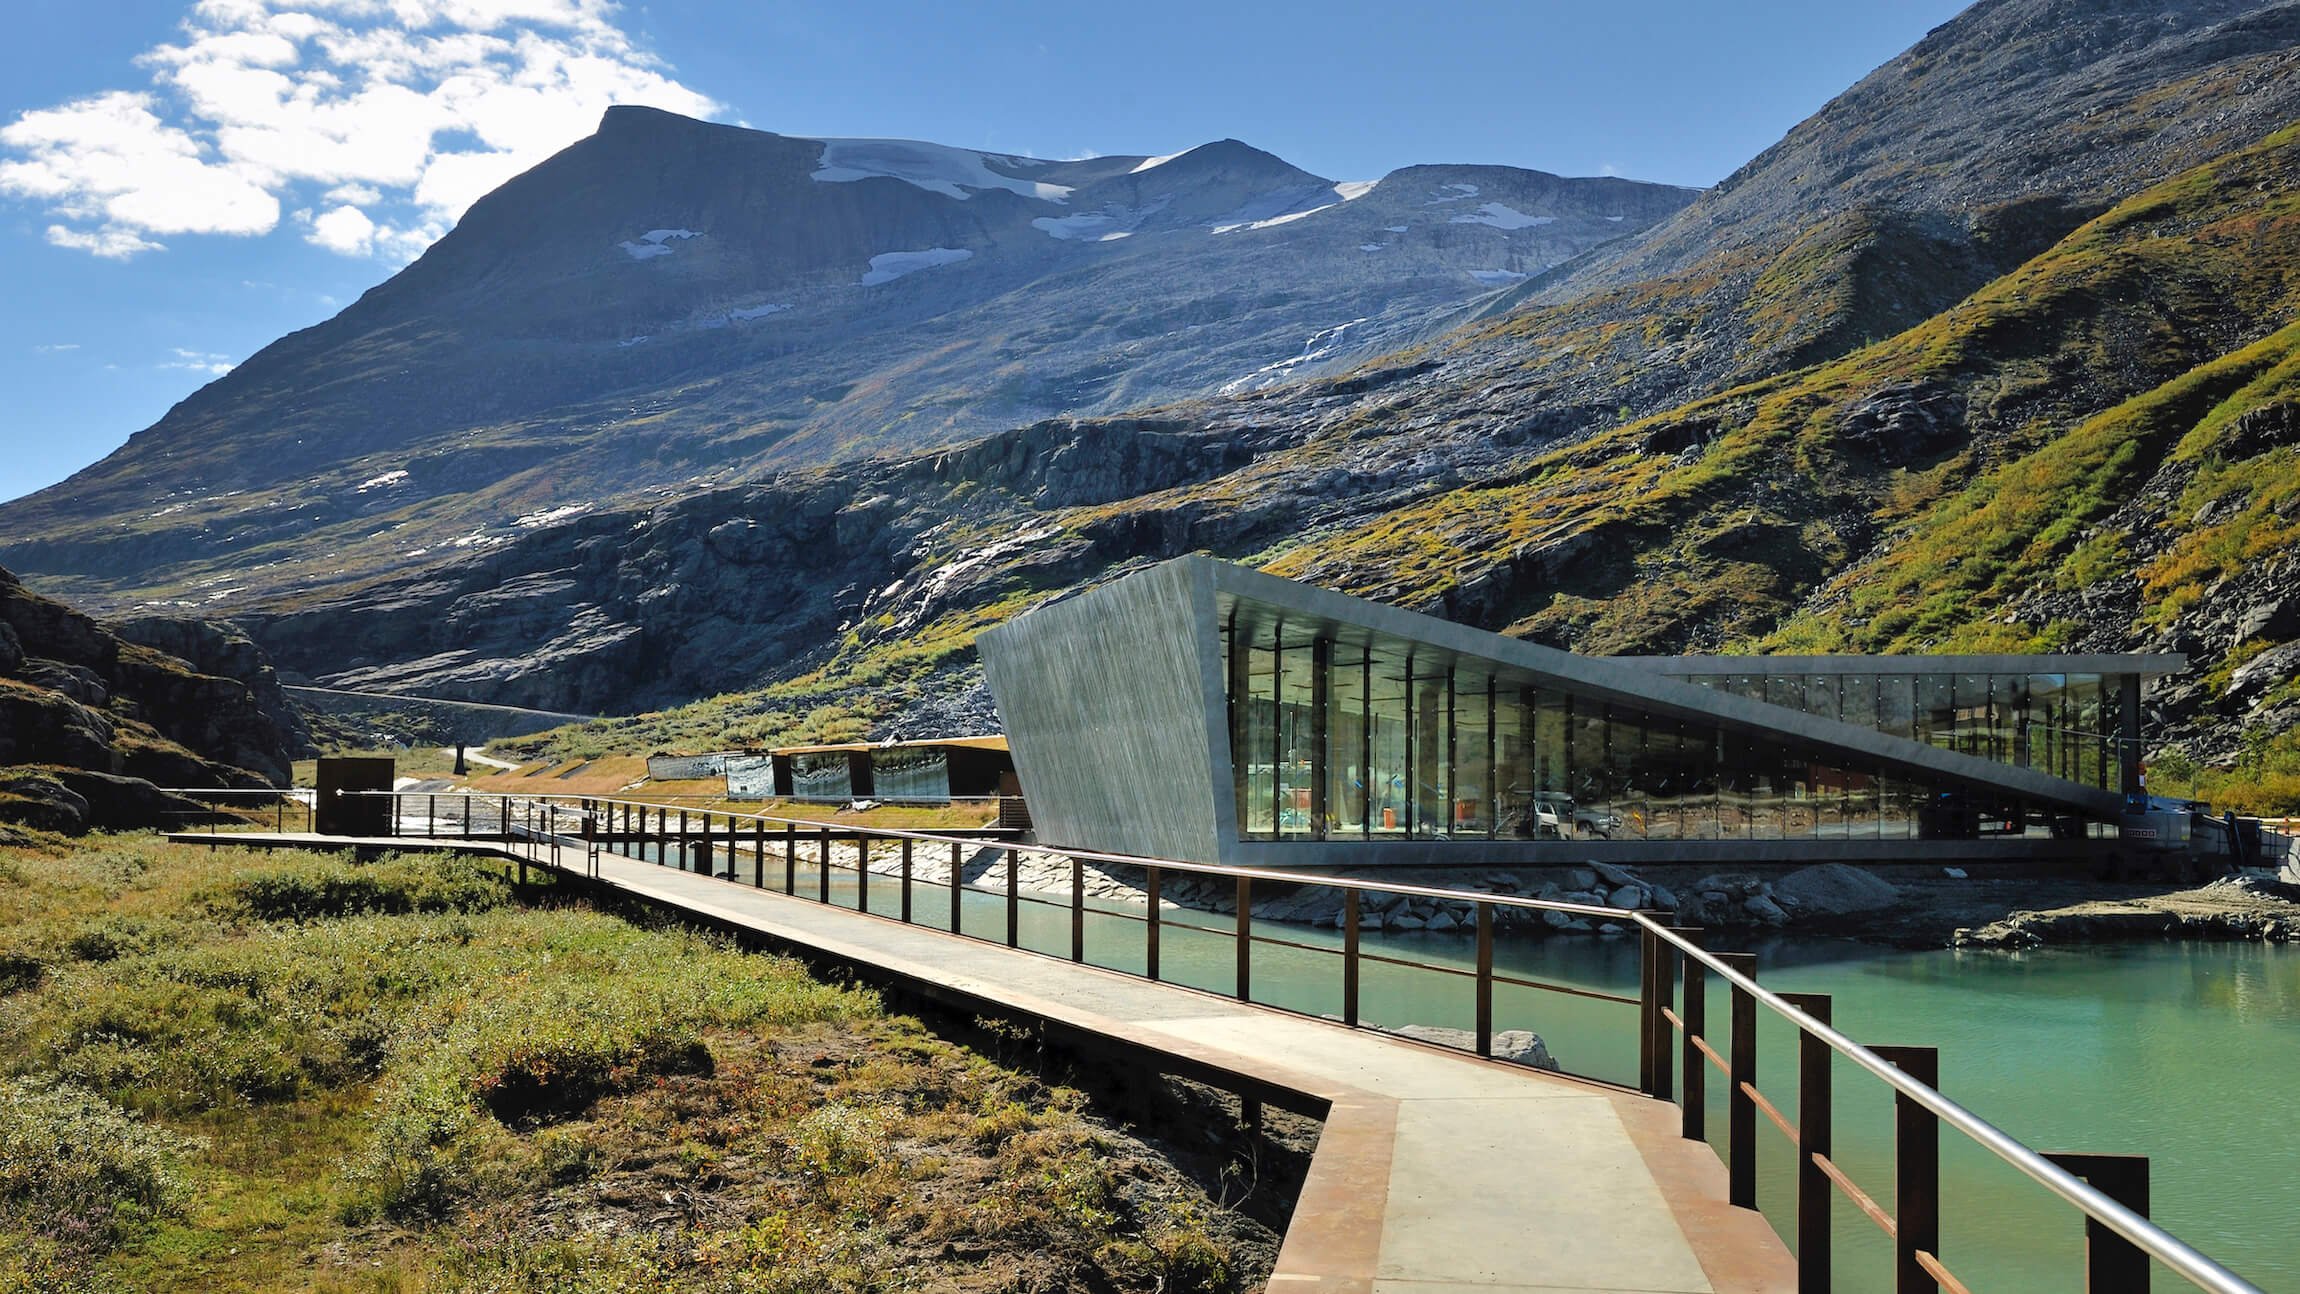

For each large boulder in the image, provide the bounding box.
[0,767,91,834]
[49,769,210,832]
[1773,863,1899,916]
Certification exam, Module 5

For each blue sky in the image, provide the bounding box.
[0,0,1967,506]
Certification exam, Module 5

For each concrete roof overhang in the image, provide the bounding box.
[1201,558,2128,820]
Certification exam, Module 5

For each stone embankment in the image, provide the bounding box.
[774,839,1898,941]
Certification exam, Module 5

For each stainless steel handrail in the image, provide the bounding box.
[1639,919,2259,1294]
[328,785,2262,1293]
[339,789,1642,921]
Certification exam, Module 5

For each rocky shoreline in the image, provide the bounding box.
[1952,875,2300,948]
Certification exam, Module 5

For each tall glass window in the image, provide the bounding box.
[1879,675,1916,741]
[1236,632,1278,838]
[1804,674,1839,725]
[1843,674,1877,734]
[1494,687,1530,838]
[1917,675,1954,750]
[1454,672,1494,837]
[1276,642,1318,839]
[1411,670,1451,838]
[1367,655,1409,835]
[1327,646,1369,838]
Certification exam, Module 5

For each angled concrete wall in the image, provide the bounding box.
[978,560,1231,864]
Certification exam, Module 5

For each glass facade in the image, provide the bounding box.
[791,752,853,802]
[1219,607,2082,846]
[872,746,951,803]
[1669,670,2129,792]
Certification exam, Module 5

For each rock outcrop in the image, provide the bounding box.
[0,564,309,834]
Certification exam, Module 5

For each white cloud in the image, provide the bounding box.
[46,223,166,258]
[161,347,236,375]
[2,0,720,261]
[307,202,375,252]
[33,343,82,353]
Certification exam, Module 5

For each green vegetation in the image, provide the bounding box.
[0,835,1268,1292]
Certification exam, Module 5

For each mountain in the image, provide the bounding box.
[15,0,2300,810]
[0,113,1692,606]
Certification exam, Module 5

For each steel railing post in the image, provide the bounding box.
[501,795,510,846]
[1877,1045,1941,1294]
[818,828,831,904]
[1070,856,1085,962]
[1681,927,1708,1143]
[949,841,963,934]
[1475,901,1494,1057]
[1651,928,1677,1102]
[428,794,437,838]
[2042,1153,2152,1294]
[391,793,400,838]
[900,837,913,923]
[1721,951,1759,1209]
[1343,888,1361,1028]
[753,819,766,887]
[1005,846,1020,947]
[1639,927,1660,1095]
[1235,876,1252,1002]
[785,824,798,893]
[857,836,870,913]
[1145,866,1162,981]
[1783,991,1834,1294]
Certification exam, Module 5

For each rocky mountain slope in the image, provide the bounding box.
[0,114,1690,608]
[0,564,314,835]
[17,0,2300,811]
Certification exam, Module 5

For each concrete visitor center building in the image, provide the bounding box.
[977,556,2180,869]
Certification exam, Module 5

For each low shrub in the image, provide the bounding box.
[0,1077,198,1252]
[232,852,510,920]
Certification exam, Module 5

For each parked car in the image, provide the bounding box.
[1529,791,1620,839]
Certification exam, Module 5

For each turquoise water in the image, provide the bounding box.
[619,842,2298,1291]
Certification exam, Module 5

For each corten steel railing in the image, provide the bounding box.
[318,787,2257,1294]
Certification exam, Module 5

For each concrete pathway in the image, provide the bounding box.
[176,830,1795,1293]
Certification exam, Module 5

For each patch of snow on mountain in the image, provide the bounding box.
[1470,269,1530,286]
[357,469,409,492]
[1209,182,1352,234]
[515,504,591,529]
[1359,242,1385,252]
[1333,180,1378,201]
[617,228,700,260]
[1130,148,1190,174]
[859,247,974,286]
[1427,182,1481,204]
[1386,224,1408,233]
[813,138,1072,202]
[1219,318,1370,394]
[728,303,791,320]
[1451,202,1556,230]
[1033,212,1134,242]
[1607,215,1626,221]
[618,335,651,347]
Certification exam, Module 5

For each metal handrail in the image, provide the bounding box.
[338,789,1640,922]
[316,785,2260,1293]
[1641,920,2258,1294]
